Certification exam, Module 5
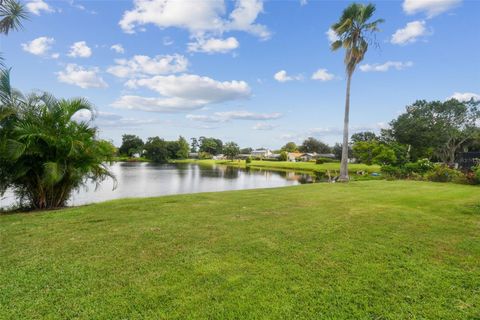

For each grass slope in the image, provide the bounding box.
[1,181,479,319]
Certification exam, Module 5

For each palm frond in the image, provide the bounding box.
[0,0,29,35]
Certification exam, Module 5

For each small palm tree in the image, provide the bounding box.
[0,70,116,209]
[331,3,384,181]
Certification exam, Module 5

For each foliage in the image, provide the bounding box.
[175,136,190,159]
[223,141,240,160]
[351,131,377,143]
[388,99,480,163]
[245,156,252,164]
[118,134,144,157]
[0,73,115,209]
[199,136,223,155]
[316,157,337,164]
[299,137,331,153]
[240,147,253,154]
[279,151,288,161]
[190,137,199,153]
[281,141,297,152]
[353,140,404,166]
[199,151,212,160]
[0,0,27,35]
[424,164,461,183]
[332,143,352,160]
[143,137,169,163]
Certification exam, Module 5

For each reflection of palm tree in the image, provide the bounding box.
[331,3,384,181]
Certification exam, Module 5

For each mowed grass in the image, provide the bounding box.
[175,159,381,174]
[1,181,479,319]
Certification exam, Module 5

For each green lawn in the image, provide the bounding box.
[1,181,479,319]
[174,159,381,174]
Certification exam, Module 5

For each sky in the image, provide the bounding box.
[2,0,480,149]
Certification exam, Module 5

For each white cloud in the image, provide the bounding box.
[186,110,281,123]
[163,36,174,46]
[68,41,92,58]
[299,0,308,6]
[110,44,125,54]
[403,0,461,18]
[107,54,188,78]
[26,0,54,15]
[113,74,251,113]
[326,28,339,44]
[448,92,480,102]
[73,110,163,127]
[311,68,335,81]
[188,37,239,54]
[253,122,276,130]
[359,61,413,72]
[57,64,108,89]
[391,20,428,45]
[119,0,270,39]
[21,36,55,56]
[274,70,302,83]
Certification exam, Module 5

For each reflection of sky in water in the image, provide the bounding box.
[1,163,315,209]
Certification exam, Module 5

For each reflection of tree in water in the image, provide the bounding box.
[223,166,239,179]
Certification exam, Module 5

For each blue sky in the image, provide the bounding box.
[2,0,479,148]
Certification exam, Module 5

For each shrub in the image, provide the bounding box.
[279,151,288,162]
[245,157,252,164]
[316,158,324,164]
[381,165,407,179]
[404,159,434,175]
[317,157,336,164]
[425,165,461,182]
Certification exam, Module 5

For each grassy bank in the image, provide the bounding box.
[1,181,479,319]
[174,159,381,175]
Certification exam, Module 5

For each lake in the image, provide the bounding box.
[0,162,315,209]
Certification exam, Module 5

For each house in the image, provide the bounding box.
[251,148,272,158]
[188,152,199,159]
[287,152,303,162]
[299,153,317,161]
[212,154,226,160]
[317,153,336,159]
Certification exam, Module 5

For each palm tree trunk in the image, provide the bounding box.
[338,71,352,182]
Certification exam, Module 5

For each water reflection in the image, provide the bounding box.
[1,162,320,209]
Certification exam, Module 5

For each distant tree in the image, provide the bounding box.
[333,143,352,160]
[331,3,384,181]
[279,151,288,161]
[119,134,144,157]
[223,142,240,160]
[389,99,480,164]
[351,131,377,143]
[176,136,190,159]
[352,140,406,166]
[299,137,331,153]
[240,147,253,154]
[199,136,223,155]
[281,142,297,152]
[190,137,199,152]
[144,137,169,163]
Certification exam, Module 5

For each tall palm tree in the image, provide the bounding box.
[0,0,28,67]
[331,3,384,181]
[0,0,27,35]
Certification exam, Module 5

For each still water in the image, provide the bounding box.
[0,162,315,208]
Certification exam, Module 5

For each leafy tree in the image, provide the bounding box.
[240,147,253,154]
[352,140,406,166]
[279,151,288,161]
[389,99,480,164]
[190,137,199,152]
[281,141,297,152]
[199,136,223,155]
[144,137,169,163]
[223,142,240,160]
[351,131,377,143]
[176,136,189,159]
[333,143,352,160]
[331,3,384,181]
[119,134,144,157]
[299,137,331,153]
[0,74,115,209]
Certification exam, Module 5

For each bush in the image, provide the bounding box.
[316,157,336,164]
[404,158,434,174]
[279,151,288,162]
[381,165,407,179]
[245,157,252,164]
[425,165,461,182]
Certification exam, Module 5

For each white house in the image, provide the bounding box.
[251,148,272,158]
